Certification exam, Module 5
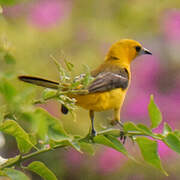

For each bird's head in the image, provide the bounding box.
[105,39,152,63]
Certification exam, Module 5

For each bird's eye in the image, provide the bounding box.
[135,46,141,52]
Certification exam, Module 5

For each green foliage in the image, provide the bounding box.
[33,108,68,141]
[0,0,21,5]
[163,133,180,154]
[163,122,172,135]
[79,142,95,155]
[0,155,20,169]
[148,95,162,129]
[123,122,159,139]
[136,137,167,176]
[0,120,34,153]
[3,168,29,180]
[94,135,128,156]
[0,85,180,178]
[4,53,16,64]
[50,138,82,153]
[0,46,180,179]
[42,89,57,101]
[27,161,57,180]
[0,79,17,103]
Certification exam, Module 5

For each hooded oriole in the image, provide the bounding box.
[19,39,152,136]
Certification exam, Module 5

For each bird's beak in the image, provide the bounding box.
[141,47,152,55]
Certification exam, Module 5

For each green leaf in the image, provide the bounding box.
[0,156,8,166]
[16,138,33,154]
[79,142,94,155]
[123,122,139,132]
[70,140,82,152]
[49,138,82,153]
[163,133,180,154]
[64,60,74,72]
[94,135,127,155]
[136,137,168,176]
[50,55,69,83]
[0,79,17,102]
[48,123,69,141]
[0,120,34,153]
[0,0,20,5]
[34,108,68,140]
[70,80,82,89]
[148,95,162,129]
[124,122,158,138]
[163,122,172,136]
[137,124,155,137]
[174,130,180,138]
[29,133,37,146]
[27,161,57,180]
[42,89,57,100]
[0,169,6,176]
[3,168,29,180]
[4,53,16,64]
[81,65,94,87]
[0,155,20,169]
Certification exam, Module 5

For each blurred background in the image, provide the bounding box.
[1,0,180,179]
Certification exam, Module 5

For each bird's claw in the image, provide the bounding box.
[117,121,124,128]
[91,129,97,137]
[120,131,127,144]
[110,120,124,128]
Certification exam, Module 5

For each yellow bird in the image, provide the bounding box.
[19,39,152,136]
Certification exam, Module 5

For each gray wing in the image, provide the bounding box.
[88,72,129,93]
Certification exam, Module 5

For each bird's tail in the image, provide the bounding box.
[18,75,59,89]
[18,75,69,114]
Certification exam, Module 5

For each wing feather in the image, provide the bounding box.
[88,71,129,93]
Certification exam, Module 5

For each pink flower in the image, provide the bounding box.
[29,0,70,29]
[97,147,127,173]
[162,9,180,41]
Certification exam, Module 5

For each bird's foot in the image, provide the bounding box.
[91,129,97,137]
[110,120,124,128]
[82,129,97,143]
[110,120,127,143]
[120,131,127,144]
[86,129,96,143]
[110,119,119,126]
[117,121,124,128]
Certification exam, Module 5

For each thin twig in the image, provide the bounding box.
[0,129,163,170]
[0,144,67,170]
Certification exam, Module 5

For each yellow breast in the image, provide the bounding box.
[73,88,127,111]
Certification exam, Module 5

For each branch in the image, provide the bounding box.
[0,128,163,170]
[0,144,66,170]
[33,89,88,105]
[97,128,162,140]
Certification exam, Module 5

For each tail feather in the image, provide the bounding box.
[18,75,59,89]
